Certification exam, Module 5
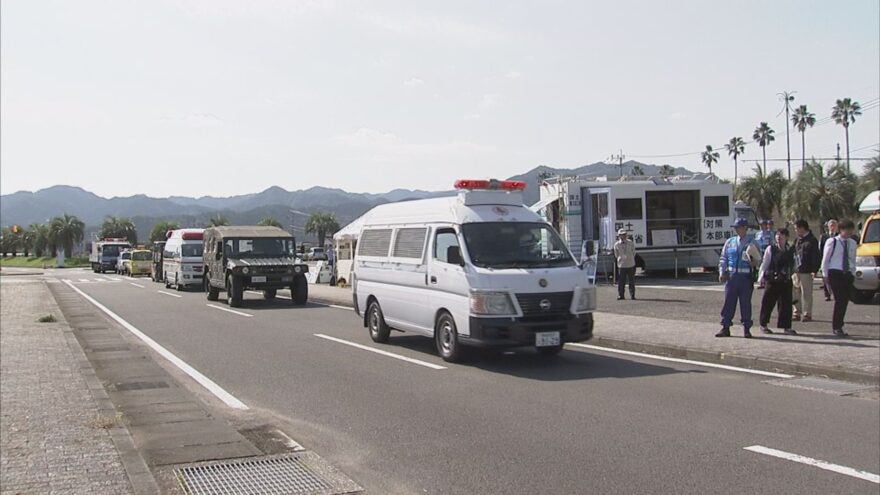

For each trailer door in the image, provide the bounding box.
[580,187,611,251]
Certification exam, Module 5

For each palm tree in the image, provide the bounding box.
[831,98,862,172]
[736,166,787,219]
[784,161,858,221]
[859,154,880,199]
[258,216,283,228]
[50,214,85,258]
[791,105,816,170]
[150,221,180,242]
[630,165,645,176]
[752,122,775,175]
[724,137,746,189]
[29,223,49,257]
[700,145,720,175]
[206,215,230,227]
[100,216,137,244]
[658,165,675,178]
[305,213,340,247]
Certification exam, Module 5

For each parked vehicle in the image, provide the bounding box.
[203,226,310,307]
[163,229,205,291]
[353,179,596,362]
[852,191,880,304]
[150,241,166,283]
[307,247,327,261]
[116,250,132,274]
[89,238,131,273]
[125,249,152,276]
[533,174,758,272]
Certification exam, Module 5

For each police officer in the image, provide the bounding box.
[717,218,762,338]
[613,229,637,300]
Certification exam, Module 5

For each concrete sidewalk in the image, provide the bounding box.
[0,277,136,494]
[307,284,880,385]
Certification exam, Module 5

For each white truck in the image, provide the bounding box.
[533,174,758,272]
[89,238,132,273]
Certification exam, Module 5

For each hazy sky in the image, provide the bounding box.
[2,0,878,198]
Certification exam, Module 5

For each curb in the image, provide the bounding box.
[308,295,879,386]
[591,336,880,386]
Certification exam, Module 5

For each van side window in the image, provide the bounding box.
[359,229,393,257]
[434,229,460,264]
[392,228,427,259]
[163,245,173,259]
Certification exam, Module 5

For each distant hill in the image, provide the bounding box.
[0,161,693,243]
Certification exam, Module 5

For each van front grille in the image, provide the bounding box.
[515,292,572,317]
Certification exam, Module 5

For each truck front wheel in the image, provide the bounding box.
[206,277,219,301]
[227,275,243,307]
[291,276,308,305]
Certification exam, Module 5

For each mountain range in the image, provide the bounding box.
[0,161,692,242]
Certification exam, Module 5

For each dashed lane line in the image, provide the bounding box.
[314,334,447,370]
[206,304,253,318]
[744,445,879,484]
[157,290,183,298]
[129,282,145,288]
[61,280,249,410]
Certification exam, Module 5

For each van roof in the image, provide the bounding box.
[204,226,293,238]
[361,191,541,227]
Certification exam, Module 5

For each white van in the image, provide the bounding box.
[163,228,205,290]
[353,179,597,362]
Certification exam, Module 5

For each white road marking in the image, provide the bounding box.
[273,429,305,452]
[95,278,106,282]
[206,304,253,318]
[744,445,880,484]
[157,290,183,298]
[568,343,795,379]
[63,279,73,284]
[314,333,447,370]
[79,278,90,283]
[62,280,248,410]
[129,282,145,288]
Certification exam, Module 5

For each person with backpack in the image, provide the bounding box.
[716,218,762,338]
[821,219,858,337]
[758,228,797,335]
[792,219,821,322]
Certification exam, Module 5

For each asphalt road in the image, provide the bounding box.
[47,269,880,494]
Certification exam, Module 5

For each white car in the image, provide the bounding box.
[116,250,132,274]
[307,247,327,261]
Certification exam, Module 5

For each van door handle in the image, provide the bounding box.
[430,276,437,284]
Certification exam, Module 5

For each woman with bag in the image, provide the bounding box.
[758,228,797,335]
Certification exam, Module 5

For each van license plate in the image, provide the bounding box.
[535,332,560,347]
[251,276,266,283]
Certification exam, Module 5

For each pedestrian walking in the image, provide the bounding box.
[613,229,636,300]
[792,219,821,322]
[819,219,838,301]
[717,218,762,338]
[758,228,797,335]
[821,219,858,337]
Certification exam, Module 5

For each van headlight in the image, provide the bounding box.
[856,256,876,267]
[574,287,597,313]
[470,291,516,316]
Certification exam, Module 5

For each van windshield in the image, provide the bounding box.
[131,251,150,261]
[863,220,879,243]
[461,222,575,269]
[181,244,204,257]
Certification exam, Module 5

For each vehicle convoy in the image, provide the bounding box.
[353,179,597,362]
[122,249,151,276]
[150,241,166,283]
[89,238,132,273]
[852,191,880,304]
[533,174,758,272]
[203,226,310,307]
[163,229,205,290]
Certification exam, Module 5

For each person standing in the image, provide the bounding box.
[822,220,858,337]
[792,220,820,322]
[717,218,762,338]
[755,219,775,253]
[758,228,797,335]
[613,229,636,300]
[819,219,838,301]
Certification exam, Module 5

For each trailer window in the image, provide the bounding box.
[704,196,730,217]
[392,228,427,259]
[359,229,393,257]
[616,198,643,220]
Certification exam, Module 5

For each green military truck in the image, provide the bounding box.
[203,226,309,307]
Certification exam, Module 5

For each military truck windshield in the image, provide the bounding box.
[102,245,124,257]
[181,244,204,257]
[461,222,575,269]
[225,238,295,257]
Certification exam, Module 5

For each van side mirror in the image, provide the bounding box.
[447,246,464,266]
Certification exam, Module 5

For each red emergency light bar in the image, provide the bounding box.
[182,232,203,240]
[454,179,527,191]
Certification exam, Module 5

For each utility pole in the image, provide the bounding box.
[778,90,796,180]
[608,150,625,179]
[836,143,841,162]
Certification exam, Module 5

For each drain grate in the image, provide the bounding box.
[113,381,169,391]
[765,377,877,396]
[175,453,357,495]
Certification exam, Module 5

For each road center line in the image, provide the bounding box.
[206,304,253,318]
[157,290,183,298]
[568,343,794,379]
[314,333,447,370]
[744,445,880,484]
[61,280,248,410]
[129,282,145,288]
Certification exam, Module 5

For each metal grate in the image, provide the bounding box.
[176,454,341,495]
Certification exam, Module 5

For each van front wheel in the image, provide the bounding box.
[435,312,465,362]
[367,301,390,343]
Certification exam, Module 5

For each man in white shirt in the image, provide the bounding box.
[821,219,858,337]
[613,229,637,300]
